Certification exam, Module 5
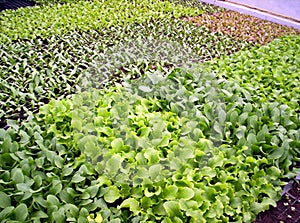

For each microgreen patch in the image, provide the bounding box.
[1,64,299,222]
[0,0,299,221]
[30,67,299,222]
[203,35,300,110]
[183,10,300,45]
[0,0,204,43]
[0,18,251,126]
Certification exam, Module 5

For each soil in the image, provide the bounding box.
[255,181,300,223]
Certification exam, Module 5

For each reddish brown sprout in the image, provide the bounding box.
[182,10,300,45]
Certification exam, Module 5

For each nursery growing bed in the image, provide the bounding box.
[2,61,297,222]
[201,34,300,223]
[0,0,205,43]
[188,6,300,218]
[182,10,300,45]
[0,0,218,125]
[0,0,300,222]
[0,19,251,127]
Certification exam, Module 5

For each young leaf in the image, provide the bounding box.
[0,192,11,208]
[118,198,140,215]
[0,206,14,221]
[111,138,124,152]
[163,201,182,218]
[104,186,121,203]
[177,187,195,200]
[11,168,25,184]
[14,203,28,221]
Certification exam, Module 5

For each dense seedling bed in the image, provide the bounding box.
[203,35,300,110]
[0,19,251,126]
[0,0,205,43]
[33,0,92,5]
[0,0,299,222]
[183,10,300,45]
